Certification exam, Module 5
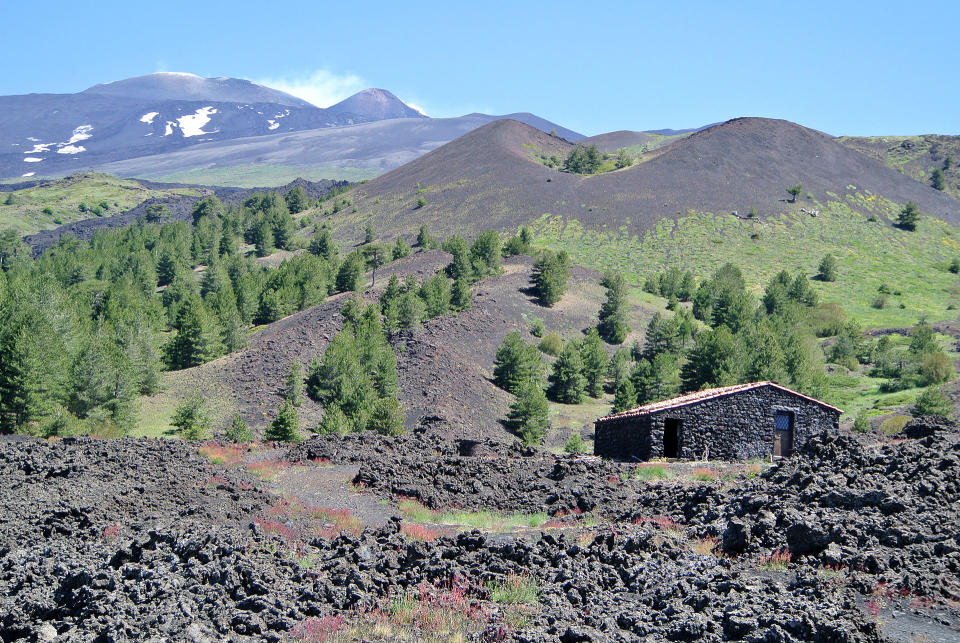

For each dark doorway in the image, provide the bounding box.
[773,411,794,457]
[663,418,681,458]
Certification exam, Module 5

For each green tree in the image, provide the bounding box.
[253,218,275,257]
[285,359,304,406]
[564,432,586,453]
[931,168,944,191]
[225,413,253,442]
[612,378,637,413]
[191,196,226,224]
[597,273,631,344]
[450,278,472,311]
[417,225,437,249]
[419,274,451,317]
[912,387,952,418]
[266,400,301,442]
[285,185,309,213]
[579,328,609,397]
[443,236,473,282]
[364,223,375,244]
[368,245,387,287]
[0,229,28,271]
[897,201,919,231]
[681,325,741,391]
[392,236,412,260]
[470,230,502,279]
[493,331,544,394]
[335,252,366,292]
[171,393,211,440]
[144,203,170,223]
[531,249,570,306]
[564,144,602,174]
[368,396,405,436]
[817,253,838,282]
[549,340,586,403]
[508,379,550,445]
[786,184,803,202]
[949,257,960,274]
[163,296,224,369]
[308,227,338,260]
[614,148,633,169]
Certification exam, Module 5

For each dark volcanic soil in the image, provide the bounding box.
[2,419,959,641]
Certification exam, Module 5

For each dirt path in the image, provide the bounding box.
[273,463,395,528]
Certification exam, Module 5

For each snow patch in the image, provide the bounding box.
[145,132,153,137]
[267,120,279,130]
[23,157,43,163]
[57,145,86,155]
[65,125,93,145]
[164,121,177,136]
[140,111,159,124]
[21,172,35,177]
[25,143,53,153]
[26,137,40,142]
[177,106,218,137]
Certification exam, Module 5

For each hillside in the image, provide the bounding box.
[0,172,202,235]
[838,134,960,199]
[326,117,960,244]
[579,129,690,153]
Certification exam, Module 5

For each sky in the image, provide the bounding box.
[3,1,957,137]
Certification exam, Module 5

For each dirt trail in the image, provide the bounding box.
[273,463,395,528]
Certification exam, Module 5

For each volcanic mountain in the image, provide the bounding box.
[81,72,313,107]
[327,88,426,120]
[338,117,960,241]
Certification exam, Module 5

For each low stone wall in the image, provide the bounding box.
[595,385,840,461]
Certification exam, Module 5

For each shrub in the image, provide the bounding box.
[871,294,888,309]
[919,352,953,385]
[817,253,838,282]
[852,413,870,433]
[415,196,426,209]
[878,414,911,435]
[527,315,545,337]
[633,463,669,481]
[486,573,539,605]
[171,393,211,440]
[538,332,563,356]
[564,432,586,453]
[757,548,791,571]
[225,413,253,442]
[912,388,952,418]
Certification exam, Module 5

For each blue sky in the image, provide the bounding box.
[4,1,957,136]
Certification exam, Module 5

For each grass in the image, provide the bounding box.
[690,536,719,555]
[485,573,539,605]
[148,164,379,187]
[197,442,245,467]
[531,199,960,328]
[0,172,200,235]
[396,497,548,532]
[757,548,792,572]
[690,467,718,482]
[632,463,671,481]
[246,459,292,481]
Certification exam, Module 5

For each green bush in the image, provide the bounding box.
[878,414,911,435]
[538,332,563,356]
[564,432,586,454]
[912,387,952,418]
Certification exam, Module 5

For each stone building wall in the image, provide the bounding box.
[594,385,840,461]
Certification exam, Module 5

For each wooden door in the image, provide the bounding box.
[773,411,793,457]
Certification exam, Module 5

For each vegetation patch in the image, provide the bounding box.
[396,497,548,532]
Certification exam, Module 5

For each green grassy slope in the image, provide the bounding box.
[838,134,960,200]
[0,172,201,235]
[531,197,960,328]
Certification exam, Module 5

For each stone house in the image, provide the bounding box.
[593,381,841,461]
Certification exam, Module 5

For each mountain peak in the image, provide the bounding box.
[327,88,427,120]
[81,73,313,108]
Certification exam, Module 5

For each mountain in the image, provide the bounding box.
[81,72,313,107]
[327,117,960,242]
[327,88,426,120]
[0,75,582,184]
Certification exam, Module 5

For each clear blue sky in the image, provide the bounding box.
[4,1,957,136]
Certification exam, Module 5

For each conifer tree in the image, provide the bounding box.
[532,249,570,306]
[266,400,301,442]
[285,359,304,406]
[171,393,211,440]
[508,379,550,445]
[225,413,253,442]
[579,328,609,397]
[493,331,544,394]
[392,236,411,260]
[597,273,631,344]
[450,278,472,311]
[549,341,586,404]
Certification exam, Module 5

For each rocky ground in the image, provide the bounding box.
[1,420,959,641]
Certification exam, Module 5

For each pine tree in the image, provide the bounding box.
[253,218,275,257]
[392,236,411,260]
[612,378,637,413]
[786,184,803,202]
[171,393,211,440]
[308,227,338,261]
[508,379,550,445]
[285,185,309,213]
[225,413,253,442]
[817,253,838,282]
[493,331,544,394]
[912,387,952,418]
[564,432,586,453]
[470,230,502,279]
[531,250,570,306]
[369,397,405,436]
[419,274,451,317]
[417,225,437,250]
[163,296,224,369]
[335,253,365,292]
[897,201,919,231]
[450,278,472,311]
[444,236,473,282]
[597,273,631,344]
[931,168,944,191]
[549,341,586,404]
[579,328,609,397]
[364,224,375,244]
[285,359,304,406]
[266,400,301,442]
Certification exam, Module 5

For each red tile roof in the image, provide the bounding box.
[595,381,842,424]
